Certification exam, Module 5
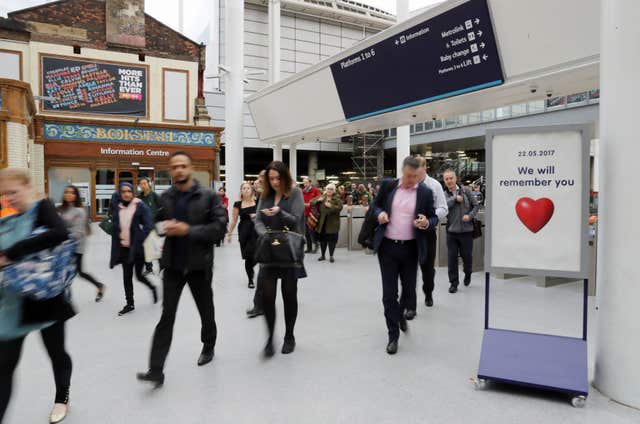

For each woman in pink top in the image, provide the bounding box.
[108,182,157,316]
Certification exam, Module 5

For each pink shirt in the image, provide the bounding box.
[384,181,418,240]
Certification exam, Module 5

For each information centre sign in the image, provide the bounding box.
[330,0,504,121]
[485,125,591,278]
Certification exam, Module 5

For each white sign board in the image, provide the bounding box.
[486,125,590,278]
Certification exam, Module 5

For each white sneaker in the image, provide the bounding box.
[49,403,68,423]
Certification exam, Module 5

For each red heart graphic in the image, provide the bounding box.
[515,197,554,233]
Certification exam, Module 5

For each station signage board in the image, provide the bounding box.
[330,0,504,121]
[485,126,591,278]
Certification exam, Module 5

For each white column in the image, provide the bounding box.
[268,0,281,84]
[273,143,283,161]
[594,0,640,409]
[269,0,281,160]
[289,144,297,181]
[395,0,410,177]
[178,0,184,33]
[206,0,220,91]
[224,0,244,194]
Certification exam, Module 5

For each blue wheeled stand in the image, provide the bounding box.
[473,272,589,407]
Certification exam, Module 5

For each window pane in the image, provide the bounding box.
[528,100,545,113]
[511,103,527,115]
[95,169,115,215]
[481,109,495,121]
[48,167,91,207]
[415,123,424,132]
[155,170,172,194]
[496,106,511,119]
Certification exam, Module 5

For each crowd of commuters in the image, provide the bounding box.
[0,152,484,422]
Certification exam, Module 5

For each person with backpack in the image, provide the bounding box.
[58,185,106,302]
[0,168,75,423]
[443,169,480,293]
[138,177,160,275]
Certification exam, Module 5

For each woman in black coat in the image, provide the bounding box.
[109,182,157,316]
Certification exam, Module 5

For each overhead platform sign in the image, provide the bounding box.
[330,0,504,121]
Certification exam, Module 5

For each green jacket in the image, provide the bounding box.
[138,191,160,215]
[311,195,343,234]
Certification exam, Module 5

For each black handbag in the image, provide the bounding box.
[98,216,113,235]
[255,227,305,265]
[472,218,482,239]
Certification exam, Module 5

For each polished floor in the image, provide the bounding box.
[5,228,640,423]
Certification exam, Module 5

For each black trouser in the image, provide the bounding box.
[259,267,298,342]
[421,230,438,301]
[75,253,102,288]
[245,257,256,283]
[121,248,154,306]
[447,231,473,286]
[318,232,338,258]
[149,268,217,372]
[0,321,72,421]
[305,225,317,251]
[377,239,417,341]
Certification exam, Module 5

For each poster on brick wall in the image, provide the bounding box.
[106,0,145,48]
[485,125,590,278]
[41,55,148,117]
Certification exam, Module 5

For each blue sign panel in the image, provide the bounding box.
[330,0,504,121]
[43,123,216,146]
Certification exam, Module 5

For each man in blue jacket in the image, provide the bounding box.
[370,156,438,354]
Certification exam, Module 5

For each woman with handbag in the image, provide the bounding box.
[58,185,106,302]
[0,168,75,424]
[254,161,306,357]
[226,182,258,288]
[109,182,157,316]
[311,183,343,263]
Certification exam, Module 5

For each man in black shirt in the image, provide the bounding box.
[137,151,227,387]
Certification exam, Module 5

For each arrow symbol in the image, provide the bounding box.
[482,54,488,61]
[477,30,483,37]
[475,18,480,25]
[480,42,486,49]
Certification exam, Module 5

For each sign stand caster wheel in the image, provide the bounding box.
[571,396,587,408]
[470,378,487,390]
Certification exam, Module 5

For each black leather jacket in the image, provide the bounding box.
[156,181,228,272]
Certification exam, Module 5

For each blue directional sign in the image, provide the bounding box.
[330,0,504,121]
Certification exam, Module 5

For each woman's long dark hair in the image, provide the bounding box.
[262,161,293,199]
[59,185,82,210]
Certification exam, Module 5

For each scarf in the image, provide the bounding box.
[119,198,141,248]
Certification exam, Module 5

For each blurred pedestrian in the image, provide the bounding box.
[109,182,157,316]
[0,168,75,423]
[58,185,106,302]
[302,177,320,254]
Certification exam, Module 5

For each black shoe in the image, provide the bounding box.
[281,337,296,354]
[118,304,135,316]
[329,257,335,263]
[151,286,158,304]
[464,274,471,286]
[318,256,326,261]
[425,297,434,307]
[197,345,215,366]
[248,280,255,289]
[246,307,264,318]
[263,341,275,358]
[404,310,416,320]
[136,370,164,388]
[95,283,106,303]
[449,284,458,294]
[386,339,398,355]
[399,318,408,333]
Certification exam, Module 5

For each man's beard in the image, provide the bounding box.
[176,176,190,184]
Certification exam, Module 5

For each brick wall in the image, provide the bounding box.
[9,0,200,62]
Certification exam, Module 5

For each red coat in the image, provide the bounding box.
[302,186,321,216]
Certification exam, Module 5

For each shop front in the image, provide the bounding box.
[38,117,222,219]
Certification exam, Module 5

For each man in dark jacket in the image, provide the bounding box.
[137,151,227,387]
[370,157,438,355]
[443,169,480,293]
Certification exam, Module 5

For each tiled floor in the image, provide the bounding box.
[5,229,639,423]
